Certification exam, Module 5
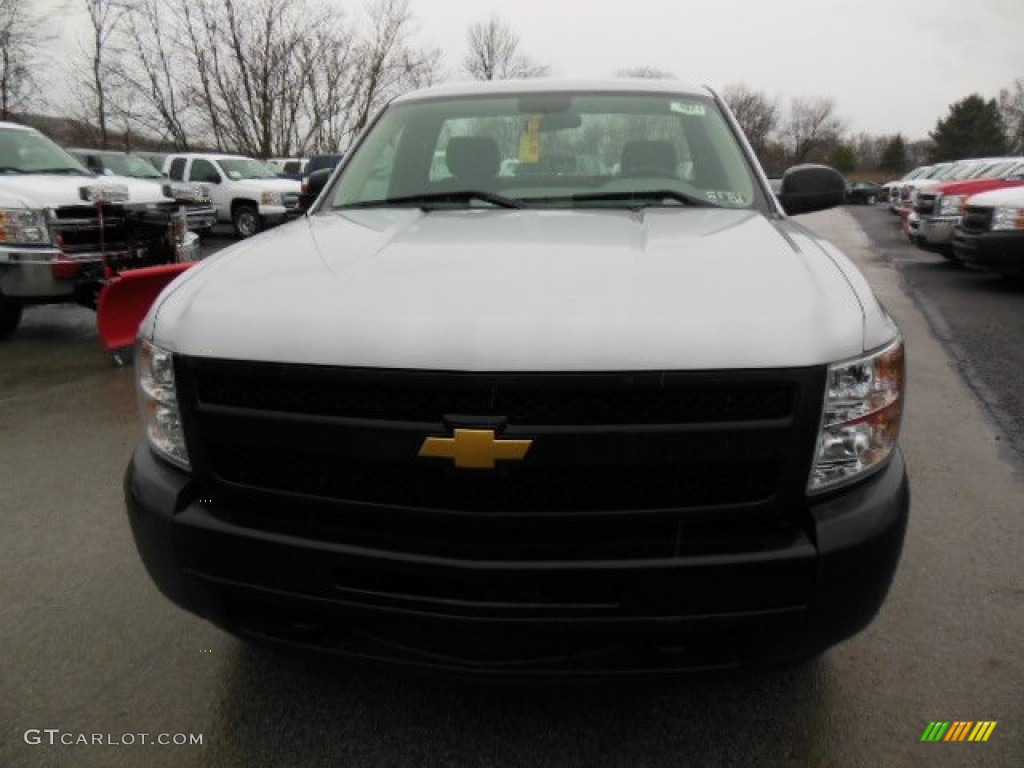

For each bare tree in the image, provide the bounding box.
[346,0,441,138]
[615,66,675,80]
[119,0,193,148]
[998,78,1024,154]
[112,0,438,156]
[464,15,549,81]
[0,0,53,119]
[782,96,845,164]
[721,84,779,157]
[78,0,128,148]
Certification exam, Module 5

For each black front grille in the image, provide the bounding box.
[193,363,794,426]
[961,206,993,234]
[210,444,781,513]
[178,359,824,560]
[53,203,175,264]
[915,194,936,216]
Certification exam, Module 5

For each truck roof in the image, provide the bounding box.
[392,78,711,104]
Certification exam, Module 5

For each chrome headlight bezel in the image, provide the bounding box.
[937,194,964,217]
[0,207,52,245]
[992,206,1024,231]
[809,337,905,495]
[79,184,130,203]
[136,339,190,470]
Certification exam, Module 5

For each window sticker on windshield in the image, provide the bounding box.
[518,115,541,163]
[706,190,747,205]
[670,102,706,116]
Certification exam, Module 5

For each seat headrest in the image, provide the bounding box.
[446,137,501,181]
[620,141,678,175]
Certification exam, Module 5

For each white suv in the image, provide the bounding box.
[164,154,300,237]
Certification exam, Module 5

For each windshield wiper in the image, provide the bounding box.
[34,168,92,175]
[557,189,714,208]
[338,190,526,210]
[0,166,27,174]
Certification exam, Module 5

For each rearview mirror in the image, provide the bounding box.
[299,167,332,211]
[777,164,845,216]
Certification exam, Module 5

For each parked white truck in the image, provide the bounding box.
[0,122,198,338]
[164,153,300,237]
[126,80,909,676]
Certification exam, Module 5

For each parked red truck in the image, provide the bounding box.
[913,158,1024,256]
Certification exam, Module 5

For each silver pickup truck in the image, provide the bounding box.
[0,122,199,337]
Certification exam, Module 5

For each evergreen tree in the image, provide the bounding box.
[828,144,858,174]
[879,134,907,173]
[929,95,1007,162]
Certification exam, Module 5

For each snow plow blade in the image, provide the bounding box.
[97,263,195,353]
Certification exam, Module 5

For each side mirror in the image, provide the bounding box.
[777,164,845,216]
[299,167,332,211]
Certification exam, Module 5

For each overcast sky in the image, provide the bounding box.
[408,0,1023,139]
[49,0,1023,141]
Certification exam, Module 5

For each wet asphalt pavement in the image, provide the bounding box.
[1,211,1022,767]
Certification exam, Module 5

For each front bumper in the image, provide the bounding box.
[185,204,217,232]
[125,445,910,676]
[0,246,77,298]
[257,203,299,225]
[0,233,198,301]
[953,229,1024,276]
[919,216,957,246]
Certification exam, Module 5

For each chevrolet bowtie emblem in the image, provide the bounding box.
[418,429,532,469]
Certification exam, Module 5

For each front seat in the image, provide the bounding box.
[619,140,679,177]
[445,136,501,188]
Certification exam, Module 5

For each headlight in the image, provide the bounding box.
[809,337,905,493]
[137,339,190,470]
[79,184,130,203]
[937,194,964,217]
[0,208,51,244]
[163,182,198,202]
[992,206,1024,231]
[260,190,282,205]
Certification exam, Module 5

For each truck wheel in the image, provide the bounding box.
[0,291,23,338]
[233,205,261,238]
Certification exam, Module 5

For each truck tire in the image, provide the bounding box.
[0,291,23,338]
[232,204,261,238]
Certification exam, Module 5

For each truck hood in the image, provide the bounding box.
[965,185,1024,207]
[924,178,1024,197]
[150,207,879,371]
[0,173,173,207]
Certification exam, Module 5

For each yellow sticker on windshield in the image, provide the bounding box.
[519,116,541,163]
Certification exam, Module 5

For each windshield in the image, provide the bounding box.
[216,157,279,180]
[967,160,1015,179]
[0,127,92,175]
[948,162,987,180]
[927,163,957,180]
[325,91,758,211]
[100,153,163,178]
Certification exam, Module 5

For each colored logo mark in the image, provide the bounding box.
[921,721,997,742]
[419,429,531,469]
